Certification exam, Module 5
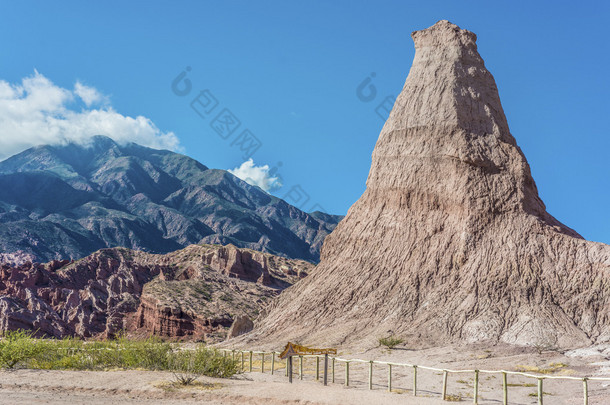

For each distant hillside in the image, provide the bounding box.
[0,136,342,263]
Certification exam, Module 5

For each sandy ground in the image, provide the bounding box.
[1,343,609,404]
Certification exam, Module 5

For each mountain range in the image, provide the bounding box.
[0,136,341,264]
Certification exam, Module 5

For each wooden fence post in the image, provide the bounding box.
[249,351,253,372]
[388,364,392,392]
[369,361,374,390]
[538,378,543,405]
[241,351,245,371]
[261,353,265,373]
[502,372,508,405]
[232,349,235,362]
[271,352,275,374]
[413,365,418,396]
[442,370,448,400]
[324,354,329,386]
[474,370,479,404]
[316,356,320,380]
[332,357,335,383]
[345,362,350,387]
[299,355,303,380]
[583,377,588,405]
[285,356,288,376]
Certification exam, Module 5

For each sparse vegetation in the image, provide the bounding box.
[532,336,559,355]
[154,380,222,392]
[172,372,199,385]
[507,382,536,387]
[378,336,404,350]
[515,363,568,375]
[219,293,233,302]
[0,330,239,378]
[528,391,552,397]
[445,393,462,401]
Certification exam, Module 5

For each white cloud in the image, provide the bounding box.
[0,71,180,160]
[74,81,106,106]
[228,158,282,192]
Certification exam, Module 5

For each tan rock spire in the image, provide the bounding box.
[248,20,610,349]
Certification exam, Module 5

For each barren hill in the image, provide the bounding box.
[244,21,610,349]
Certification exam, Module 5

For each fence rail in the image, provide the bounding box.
[219,349,610,405]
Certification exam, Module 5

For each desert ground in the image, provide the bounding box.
[1,343,609,404]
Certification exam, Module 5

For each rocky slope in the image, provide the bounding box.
[0,244,311,340]
[245,21,610,350]
[0,136,341,264]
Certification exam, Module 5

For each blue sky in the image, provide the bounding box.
[1,1,609,243]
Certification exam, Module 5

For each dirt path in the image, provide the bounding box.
[1,344,609,404]
[0,369,444,405]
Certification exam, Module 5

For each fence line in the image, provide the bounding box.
[220,349,610,405]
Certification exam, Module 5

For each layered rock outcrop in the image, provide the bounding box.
[0,244,311,340]
[247,21,610,349]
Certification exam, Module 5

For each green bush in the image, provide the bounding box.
[29,336,84,369]
[170,346,237,378]
[29,335,172,371]
[185,346,239,378]
[0,330,239,378]
[0,330,46,369]
[378,336,404,350]
[93,335,174,370]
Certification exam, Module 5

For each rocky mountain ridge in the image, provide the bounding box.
[0,136,341,264]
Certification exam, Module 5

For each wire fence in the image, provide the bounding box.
[219,348,610,405]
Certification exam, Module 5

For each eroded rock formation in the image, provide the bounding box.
[247,20,610,349]
[0,244,311,341]
[226,315,254,339]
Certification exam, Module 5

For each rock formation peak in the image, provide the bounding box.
[377,19,576,235]
[247,21,610,350]
[412,20,477,48]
